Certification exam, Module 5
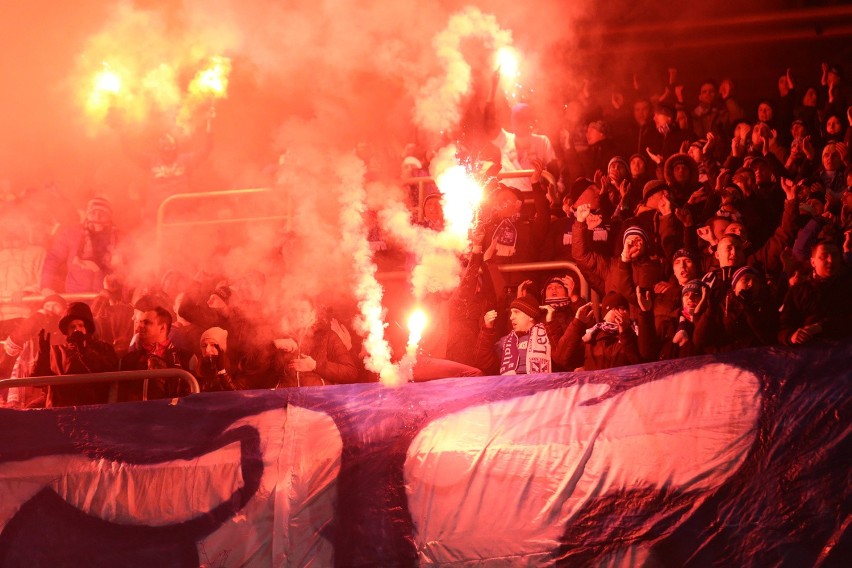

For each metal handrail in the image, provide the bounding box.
[0,369,200,403]
[155,187,290,271]
[495,261,591,302]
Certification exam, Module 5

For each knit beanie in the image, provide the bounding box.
[622,225,650,247]
[200,327,228,352]
[731,266,761,290]
[600,291,629,314]
[510,295,543,320]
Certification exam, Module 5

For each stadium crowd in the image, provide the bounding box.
[1,60,851,407]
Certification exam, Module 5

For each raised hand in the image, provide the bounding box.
[575,203,592,224]
[517,279,533,298]
[575,302,594,325]
[646,147,663,165]
[586,212,603,230]
[483,309,498,329]
[780,177,797,201]
[540,304,556,323]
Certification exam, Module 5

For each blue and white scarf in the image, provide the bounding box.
[499,323,552,375]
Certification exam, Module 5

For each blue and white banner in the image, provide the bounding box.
[0,341,849,567]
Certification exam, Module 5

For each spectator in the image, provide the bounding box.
[119,302,194,401]
[33,302,118,408]
[475,295,554,376]
[196,326,235,392]
[778,241,852,346]
[554,291,641,371]
[41,197,119,294]
[491,103,557,194]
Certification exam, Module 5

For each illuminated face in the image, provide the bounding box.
[654,110,672,130]
[826,115,842,135]
[687,145,702,163]
[811,243,839,278]
[66,319,88,336]
[86,207,112,229]
[545,281,570,300]
[752,162,771,184]
[791,122,806,139]
[757,103,773,123]
[682,290,701,314]
[629,156,646,177]
[43,301,65,317]
[698,83,716,106]
[716,236,743,268]
[725,222,746,239]
[673,257,696,286]
[509,308,535,333]
[734,123,751,143]
[134,309,167,344]
[633,100,651,125]
[201,338,220,357]
[822,147,841,171]
[586,125,605,145]
[623,234,646,261]
[734,273,760,296]
[803,88,818,107]
[673,163,690,183]
[751,124,770,147]
[608,161,628,182]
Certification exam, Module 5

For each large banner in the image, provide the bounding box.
[0,342,849,567]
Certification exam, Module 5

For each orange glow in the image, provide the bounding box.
[85,63,122,118]
[189,56,231,99]
[495,46,520,80]
[434,165,484,242]
[407,308,428,349]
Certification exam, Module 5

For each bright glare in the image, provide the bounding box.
[495,46,520,79]
[407,308,428,348]
[94,68,121,94]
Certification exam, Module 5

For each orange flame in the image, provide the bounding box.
[407,308,428,350]
[189,56,231,99]
[85,63,122,118]
[435,165,484,242]
[495,46,520,80]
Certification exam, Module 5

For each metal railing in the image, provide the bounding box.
[155,187,291,270]
[0,369,200,404]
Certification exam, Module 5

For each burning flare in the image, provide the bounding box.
[189,56,231,99]
[406,308,428,352]
[85,63,122,118]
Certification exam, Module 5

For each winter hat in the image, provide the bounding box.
[642,180,668,203]
[59,302,95,335]
[622,225,650,247]
[570,177,595,202]
[510,295,543,320]
[200,327,228,352]
[681,279,708,297]
[42,294,68,311]
[587,120,611,138]
[607,156,629,173]
[600,291,629,314]
[86,196,112,217]
[672,248,698,264]
[731,266,761,290]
